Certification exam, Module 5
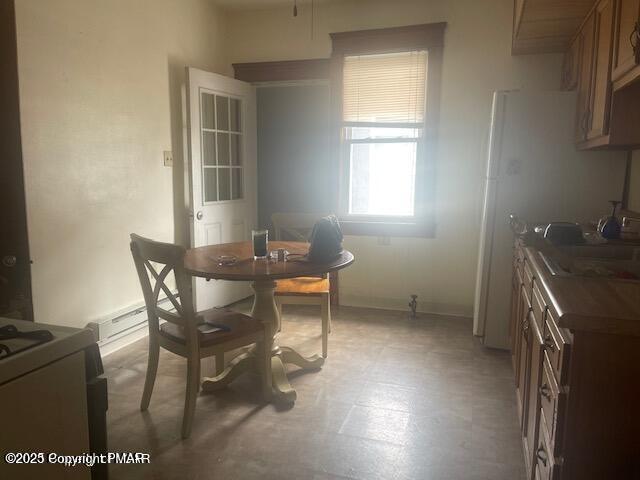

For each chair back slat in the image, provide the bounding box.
[130,233,199,347]
[271,212,330,241]
[147,261,184,316]
[271,212,334,280]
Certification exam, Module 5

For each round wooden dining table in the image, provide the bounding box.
[184,240,354,402]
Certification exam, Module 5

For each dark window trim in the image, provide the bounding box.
[330,23,446,238]
[330,23,446,54]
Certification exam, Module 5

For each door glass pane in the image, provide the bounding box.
[230,134,242,166]
[230,98,241,132]
[216,95,229,131]
[202,131,216,166]
[217,133,230,165]
[218,168,231,200]
[200,93,243,203]
[202,93,215,129]
[232,168,243,200]
[203,169,218,202]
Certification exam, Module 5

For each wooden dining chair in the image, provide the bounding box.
[130,234,271,439]
[271,212,332,358]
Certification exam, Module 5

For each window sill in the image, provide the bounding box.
[339,218,435,238]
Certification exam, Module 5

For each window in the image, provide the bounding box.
[331,23,445,237]
[342,51,426,217]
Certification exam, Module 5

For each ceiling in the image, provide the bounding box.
[512,0,597,54]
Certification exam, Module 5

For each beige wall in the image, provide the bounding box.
[15,0,563,328]
[226,0,563,316]
[628,150,640,212]
[15,0,229,327]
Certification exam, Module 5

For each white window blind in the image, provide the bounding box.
[342,50,427,125]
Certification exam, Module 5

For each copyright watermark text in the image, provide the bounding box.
[4,452,150,466]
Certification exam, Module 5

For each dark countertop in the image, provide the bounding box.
[522,241,640,336]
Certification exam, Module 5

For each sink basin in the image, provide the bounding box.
[539,247,640,281]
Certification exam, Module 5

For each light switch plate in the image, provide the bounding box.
[163,151,173,167]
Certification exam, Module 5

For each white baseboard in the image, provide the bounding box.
[98,323,149,358]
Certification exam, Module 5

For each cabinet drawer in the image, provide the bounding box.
[544,310,571,385]
[535,417,561,480]
[539,355,566,457]
[532,283,547,336]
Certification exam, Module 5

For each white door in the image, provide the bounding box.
[186,68,257,310]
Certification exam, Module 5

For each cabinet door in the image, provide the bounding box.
[562,35,581,91]
[587,0,616,140]
[612,0,640,84]
[576,13,596,142]
[516,289,531,425]
[510,260,523,373]
[525,322,544,478]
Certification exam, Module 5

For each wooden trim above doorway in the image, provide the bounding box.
[233,59,330,83]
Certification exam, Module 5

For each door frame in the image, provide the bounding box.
[0,0,33,320]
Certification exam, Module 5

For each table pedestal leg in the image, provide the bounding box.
[280,346,324,369]
[251,280,280,338]
[200,278,325,402]
[201,351,255,392]
[270,354,296,402]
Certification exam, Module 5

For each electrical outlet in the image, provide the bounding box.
[163,150,173,167]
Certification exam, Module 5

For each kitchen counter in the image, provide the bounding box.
[510,238,640,479]
[0,319,106,480]
[521,241,640,336]
[0,318,96,384]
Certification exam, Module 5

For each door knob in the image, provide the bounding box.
[196,211,204,220]
[2,255,17,267]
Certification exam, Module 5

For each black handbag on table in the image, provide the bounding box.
[307,215,344,263]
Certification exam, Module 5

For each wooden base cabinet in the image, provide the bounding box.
[509,240,640,480]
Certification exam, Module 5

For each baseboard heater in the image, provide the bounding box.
[86,294,178,344]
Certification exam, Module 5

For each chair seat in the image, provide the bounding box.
[159,308,263,347]
[275,277,329,296]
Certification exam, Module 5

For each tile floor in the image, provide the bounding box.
[105,303,526,480]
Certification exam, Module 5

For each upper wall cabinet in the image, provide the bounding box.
[563,0,640,149]
[512,0,597,54]
[574,13,596,144]
[587,0,615,141]
[612,0,640,88]
[561,34,581,91]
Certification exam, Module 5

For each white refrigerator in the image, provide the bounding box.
[473,90,628,349]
